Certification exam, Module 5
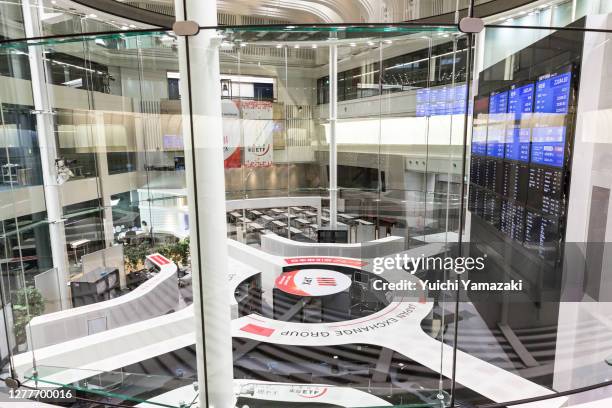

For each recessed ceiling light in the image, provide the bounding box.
[294,44,300,49]
[129,24,136,28]
[311,44,317,49]
[121,26,128,30]
[349,42,356,47]
[240,43,247,47]
[367,41,374,46]
[87,14,97,18]
[275,44,282,48]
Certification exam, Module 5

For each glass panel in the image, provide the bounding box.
[0,15,610,408]
[462,22,612,407]
[208,24,467,408]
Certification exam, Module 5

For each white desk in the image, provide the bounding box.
[287,227,303,235]
[249,222,264,231]
[249,210,263,217]
[272,220,286,227]
[260,215,274,222]
[290,207,304,212]
[304,211,317,217]
[270,208,285,215]
[229,211,242,219]
[356,219,374,225]
[294,218,310,226]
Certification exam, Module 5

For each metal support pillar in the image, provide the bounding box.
[174,0,234,407]
[329,43,338,229]
[21,0,70,310]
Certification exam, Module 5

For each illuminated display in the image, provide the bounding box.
[486,126,505,158]
[416,88,429,116]
[508,83,535,115]
[504,126,530,162]
[416,84,468,117]
[470,66,573,260]
[489,90,509,115]
[471,126,487,155]
[530,126,566,167]
[534,72,571,113]
[503,162,529,203]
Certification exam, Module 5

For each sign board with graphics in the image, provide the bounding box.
[242,100,274,168]
[222,99,241,168]
[222,99,275,168]
[275,269,352,297]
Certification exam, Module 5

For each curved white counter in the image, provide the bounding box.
[26,253,179,349]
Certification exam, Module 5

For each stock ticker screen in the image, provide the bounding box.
[469,70,572,260]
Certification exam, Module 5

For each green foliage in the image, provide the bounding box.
[13,286,45,346]
[124,237,190,272]
[123,241,151,272]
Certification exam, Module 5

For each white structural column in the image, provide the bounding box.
[174,0,234,407]
[21,0,70,310]
[94,112,116,249]
[329,43,338,229]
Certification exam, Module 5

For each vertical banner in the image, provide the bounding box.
[222,99,241,168]
[241,100,274,168]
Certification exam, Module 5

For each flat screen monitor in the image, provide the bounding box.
[508,83,535,116]
[416,88,429,117]
[530,126,566,167]
[504,126,530,162]
[489,90,509,115]
[486,126,505,158]
[471,126,487,155]
[534,72,571,113]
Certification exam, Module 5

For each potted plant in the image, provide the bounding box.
[13,286,45,349]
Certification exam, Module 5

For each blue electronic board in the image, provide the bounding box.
[489,91,509,114]
[486,126,505,158]
[471,127,487,155]
[416,84,468,117]
[534,72,571,113]
[508,83,534,115]
[416,88,429,116]
[530,126,566,167]
[504,126,530,162]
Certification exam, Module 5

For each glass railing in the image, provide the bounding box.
[0,11,610,408]
[23,365,198,408]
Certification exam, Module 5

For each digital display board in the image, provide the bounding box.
[508,83,534,116]
[530,126,566,167]
[486,126,505,158]
[489,91,509,115]
[470,66,573,260]
[416,84,468,117]
[504,126,530,162]
[524,211,560,261]
[534,72,571,113]
[470,155,486,187]
[503,161,529,203]
[416,88,430,116]
[501,200,526,241]
[471,126,487,155]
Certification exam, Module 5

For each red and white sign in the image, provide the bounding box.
[240,323,275,337]
[242,100,274,168]
[284,257,367,268]
[222,99,274,168]
[146,253,171,267]
[222,100,241,168]
[275,269,352,297]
